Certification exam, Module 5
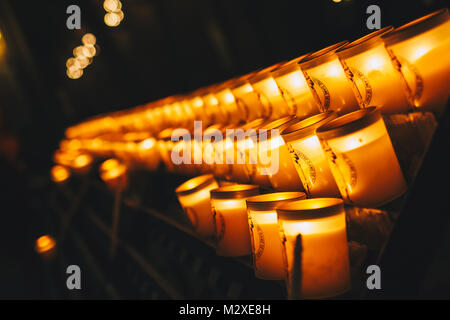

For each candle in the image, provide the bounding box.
[316,107,407,207]
[249,63,290,119]
[137,138,160,170]
[201,90,228,125]
[337,27,413,114]
[281,112,340,197]
[228,118,266,183]
[100,162,128,191]
[210,184,260,256]
[201,124,223,174]
[299,41,361,116]
[214,84,245,125]
[256,116,304,191]
[383,9,450,116]
[231,78,270,121]
[176,174,219,237]
[246,192,306,280]
[157,128,176,172]
[272,57,322,120]
[276,198,351,299]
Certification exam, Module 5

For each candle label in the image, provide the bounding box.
[249,217,265,260]
[397,56,424,105]
[349,67,373,107]
[235,97,250,120]
[278,87,298,115]
[256,92,273,119]
[286,143,316,194]
[324,144,358,202]
[309,77,330,112]
[212,206,226,243]
[184,207,199,229]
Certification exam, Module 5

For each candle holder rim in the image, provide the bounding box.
[249,62,285,84]
[175,174,216,196]
[210,184,259,199]
[276,197,344,220]
[336,26,394,59]
[299,41,348,70]
[383,8,449,46]
[316,106,380,140]
[261,116,298,131]
[271,54,309,76]
[281,111,337,141]
[239,118,267,131]
[246,192,307,211]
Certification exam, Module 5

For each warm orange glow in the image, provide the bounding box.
[35,235,56,254]
[73,154,93,169]
[104,12,121,27]
[100,158,120,173]
[82,33,96,46]
[277,198,350,299]
[51,165,71,183]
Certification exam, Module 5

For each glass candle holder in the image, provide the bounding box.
[257,116,304,191]
[214,84,246,125]
[228,118,266,183]
[272,56,322,120]
[337,27,413,114]
[201,124,223,174]
[246,192,306,280]
[316,107,407,207]
[137,138,160,170]
[210,184,260,257]
[383,9,450,116]
[299,41,361,116]
[100,162,128,191]
[281,112,340,197]
[249,63,290,119]
[176,174,219,237]
[231,78,271,121]
[276,198,351,299]
[202,90,229,125]
[157,128,176,172]
[211,124,236,180]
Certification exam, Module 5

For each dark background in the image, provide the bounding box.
[0,0,447,298]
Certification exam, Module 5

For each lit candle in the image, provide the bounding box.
[281,112,340,197]
[249,63,290,119]
[137,138,160,170]
[316,107,407,207]
[276,198,351,299]
[176,174,219,237]
[337,27,413,114]
[272,56,322,120]
[231,78,270,121]
[157,128,176,172]
[299,41,361,116]
[201,124,223,174]
[228,118,266,183]
[256,116,304,191]
[211,124,236,180]
[210,184,260,257]
[214,84,246,125]
[100,162,128,191]
[383,9,450,116]
[246,192,306,280]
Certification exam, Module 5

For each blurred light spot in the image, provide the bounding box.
[35,235,56,254]
[51,165,71,183]
[82,33,96,46]
[104,12,121,27]
[104,0,122,12]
